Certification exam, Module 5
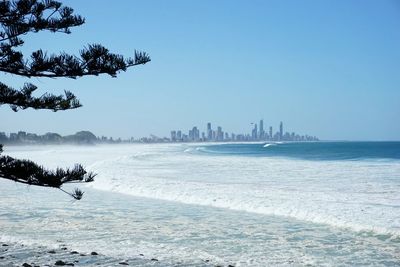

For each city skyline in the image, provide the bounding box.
[169,119,319,142]
[0,1,399,141]
[1,119,318,145]
[170,120,318,143]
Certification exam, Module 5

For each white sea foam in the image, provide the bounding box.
[77,143,400,238]
[2,143,400,265]
[3,143,400,238]
[263,143,276,147]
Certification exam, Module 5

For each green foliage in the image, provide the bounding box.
[0,82,81,111]
[0,155,96,199]
[0,0,150,199]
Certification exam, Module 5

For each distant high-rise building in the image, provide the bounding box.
[279,121,283,140]
[177,130,182,140]
[191,126,200,141]
[10,133,18,141]
[259,119,264,140]
[217,126,223,141]
[252,123,258,140]
[17,131,26,140]
[269,126,273,140]
[207,122,212,140]
[170,130,177,141]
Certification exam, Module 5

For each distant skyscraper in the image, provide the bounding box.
[269,126,273,140]
[252,123,258,140]
[259,119,264,140]
[17,131,26,141]
[279,121,283,140]
[207,122,212,140]
[170,130,177,141]
[217,126,223,141]
[177,130,182,140]
[192,126,200,141]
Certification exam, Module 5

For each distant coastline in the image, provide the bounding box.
[0,129,319,146]
[1,120,320,145]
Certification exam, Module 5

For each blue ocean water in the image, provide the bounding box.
[197,141,400,161]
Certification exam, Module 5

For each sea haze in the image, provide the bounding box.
[0,142,399,266]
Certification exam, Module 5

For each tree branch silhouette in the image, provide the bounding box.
[0,0,150,199]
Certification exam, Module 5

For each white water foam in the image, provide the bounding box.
[4,143,400,237]
[263,143,276,148]
[77,143,400,238]
[2,144,400,266]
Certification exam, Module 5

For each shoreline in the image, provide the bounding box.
[0,242,169,267]
[0,241,232,267]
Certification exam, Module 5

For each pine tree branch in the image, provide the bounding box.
[0,0,150,200]
[0,0,84,43]
[0,154,95,199]
[0,1,150,79]
[0,81,81,111]
[58,187,84,200]
[0,45,150,78]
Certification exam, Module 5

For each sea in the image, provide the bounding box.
[0,141,399,266]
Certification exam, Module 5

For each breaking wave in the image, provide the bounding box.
[87,145,400,238]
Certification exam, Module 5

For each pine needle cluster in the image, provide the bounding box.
[0,0,150,198]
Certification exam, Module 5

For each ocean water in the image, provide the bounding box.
[0,142,400,266]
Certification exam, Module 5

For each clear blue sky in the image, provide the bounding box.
[1,0,399,140]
